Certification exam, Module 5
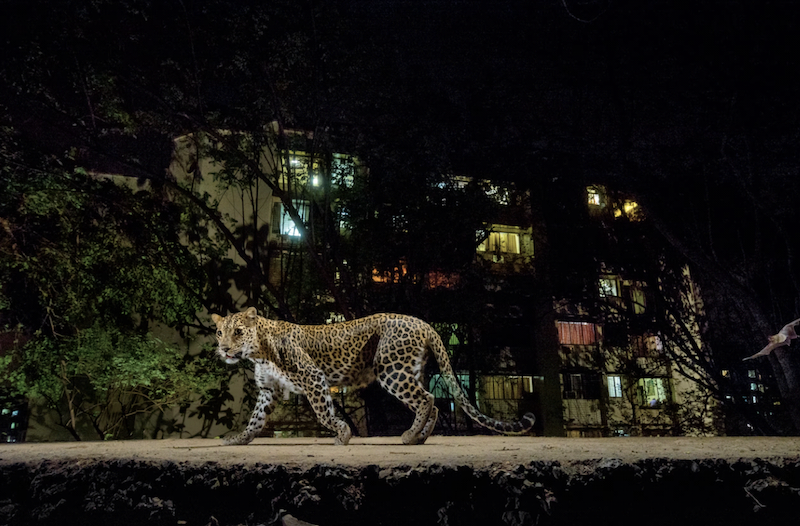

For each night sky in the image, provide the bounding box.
[1,0,798,321]
[3,0,798,162]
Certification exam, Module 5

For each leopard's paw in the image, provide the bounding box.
[401,429,422,445]
[334,427,352,446]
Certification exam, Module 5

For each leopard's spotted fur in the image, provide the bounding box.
[211,308,535,445]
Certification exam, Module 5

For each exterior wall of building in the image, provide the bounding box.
[12,128,720,441]
[538,185,721,437]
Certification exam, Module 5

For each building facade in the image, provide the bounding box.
[167,127,722,438]
[9,124,721,440]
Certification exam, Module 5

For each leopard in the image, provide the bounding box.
[211,307,536,445]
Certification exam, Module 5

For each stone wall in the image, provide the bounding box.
[1,456,798,525]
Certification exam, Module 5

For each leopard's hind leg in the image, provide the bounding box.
[417,405,439,444]
[377,363,435,445]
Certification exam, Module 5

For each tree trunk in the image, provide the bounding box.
[59,360,81,441]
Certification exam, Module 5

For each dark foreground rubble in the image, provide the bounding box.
[0,437,798,525]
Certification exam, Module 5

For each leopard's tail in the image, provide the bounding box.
[426,326,535,435]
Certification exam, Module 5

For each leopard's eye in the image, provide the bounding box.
[216,330,222,338]
[234,328,243,337]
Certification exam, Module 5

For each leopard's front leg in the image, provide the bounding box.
[297,363,351,445]
[222,386,275,446]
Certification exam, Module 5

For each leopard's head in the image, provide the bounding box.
[211,307,260,364]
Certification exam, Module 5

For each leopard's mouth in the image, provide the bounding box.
[219,349,243,363]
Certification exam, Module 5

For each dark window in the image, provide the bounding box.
[562,372,601,400]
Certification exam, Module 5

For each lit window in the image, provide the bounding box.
[608,375,623,398]
[599,277,619,297]
[557,321,597,345]
[480,375,534,400]
[283,151,356,189]
[587,186,602,206]
[372,260,410,283]
[477,232,520,254]
[628,281,647,314]
[638,378,668,408]
[614,199,643,221]
[282,151,313,187]
[623,200,639,216]
[272,200,310,237]
[331,154,356,188]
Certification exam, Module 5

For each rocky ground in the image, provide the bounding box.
[1,436,799,525]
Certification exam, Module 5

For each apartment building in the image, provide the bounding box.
[167,124,722,438]
[408,178,719,437]
[4,123,720,440]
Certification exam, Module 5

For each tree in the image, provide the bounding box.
[0,131,227,440]
[643,178,800,434]
[0,0,502,439]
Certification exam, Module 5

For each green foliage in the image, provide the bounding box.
[0,132,229,439]
[5,325,221,409]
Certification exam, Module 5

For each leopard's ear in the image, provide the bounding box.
[211,314,224,325]
[244,307,258,327]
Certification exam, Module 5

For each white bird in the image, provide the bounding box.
[743,317,800,361]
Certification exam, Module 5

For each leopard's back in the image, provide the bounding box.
[279,314,425,387]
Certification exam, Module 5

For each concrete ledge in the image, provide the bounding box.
[1,437,798,525]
